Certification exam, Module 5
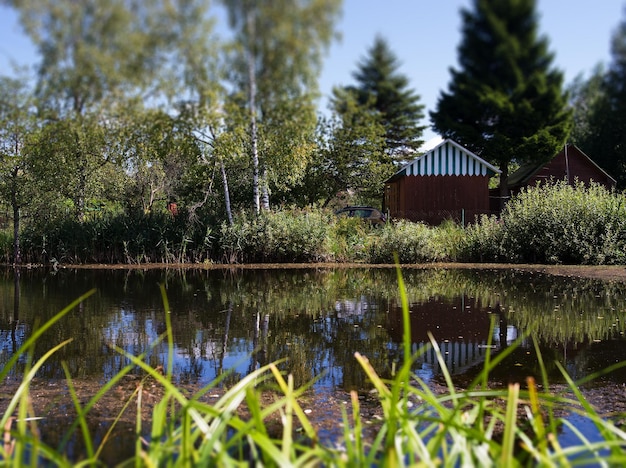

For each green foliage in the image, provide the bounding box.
[221,0,342,210]
[312,91,390,205]
[9,181,626,266]
[18,209,213,264]
[326,216,370,262]
[346,35,426,160]
[219,208,333,263]
[462,181,626,264]
[431,0,572,193]
[366,220,445,264]
[574,12,626,188]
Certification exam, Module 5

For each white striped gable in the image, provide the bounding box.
[400,139,500,177]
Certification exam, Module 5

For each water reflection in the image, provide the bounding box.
[1,267,626,391]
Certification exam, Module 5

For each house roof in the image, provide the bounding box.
[387,138,501,182]
[507,144,617,187]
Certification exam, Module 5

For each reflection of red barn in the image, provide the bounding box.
[490,144,617,211]
[384,139,500,225]
[387,296,496,375]
[387,296,492,344]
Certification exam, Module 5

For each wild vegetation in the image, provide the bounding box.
[0,181,620,266]
[463,181,626,265]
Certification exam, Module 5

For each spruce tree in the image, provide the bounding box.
[430,0,571,203]
[348,35,426,161]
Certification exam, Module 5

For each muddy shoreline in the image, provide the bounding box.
[13,261,626,283]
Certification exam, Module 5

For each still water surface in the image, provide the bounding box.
[2,266,626,390]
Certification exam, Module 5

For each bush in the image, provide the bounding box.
[326,216,370,262]
[366,220,445,264]
[219,208,333,263]
[461,181,626,264]
[460,215,506,262]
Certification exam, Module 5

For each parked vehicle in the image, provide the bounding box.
[334,206,387,226]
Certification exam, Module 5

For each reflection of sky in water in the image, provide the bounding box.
[3,268,626,448]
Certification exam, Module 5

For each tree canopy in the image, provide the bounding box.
[430,0,571,200]
[221,0,342,212]
[574,10,626,188]
[344,35,426,162]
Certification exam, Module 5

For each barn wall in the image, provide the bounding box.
[385,175,492,225]
[523,147,615,190]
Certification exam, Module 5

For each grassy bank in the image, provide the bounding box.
[5,181,626,266]
[3,278,626,465]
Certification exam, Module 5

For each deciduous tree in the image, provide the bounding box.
[221,0,342,212]
[575,11,626,187]
[4,0,182,220]
[0,76,37,263]
[568,65,605,148]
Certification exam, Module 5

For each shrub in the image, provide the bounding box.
[219,208,332,263]
[500,181,626,264]
[366,220,445,263]
[461,181,626,264]
[326,216,370,262]
[459,215,506,262]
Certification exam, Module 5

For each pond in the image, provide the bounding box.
[1,266,626,461]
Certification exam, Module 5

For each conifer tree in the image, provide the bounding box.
[347,35,426,161]
[430,0,571,203]
[577,11,626,187]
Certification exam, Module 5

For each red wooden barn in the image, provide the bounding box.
[383,138,500,225]
[506,143,616,195]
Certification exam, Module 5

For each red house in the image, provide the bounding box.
[506,144,616,195]
[383,138,500,225]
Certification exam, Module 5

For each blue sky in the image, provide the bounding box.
[1,1,624,141]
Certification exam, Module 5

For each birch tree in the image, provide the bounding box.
[221,0,342,212]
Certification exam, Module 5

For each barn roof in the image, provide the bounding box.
[507,144,616,188]
[387,139,501,182]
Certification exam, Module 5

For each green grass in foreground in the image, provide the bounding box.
[2,276,626,466]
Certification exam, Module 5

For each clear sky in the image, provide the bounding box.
[1,1,624,141]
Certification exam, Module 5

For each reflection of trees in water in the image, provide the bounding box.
[1,267,626,388]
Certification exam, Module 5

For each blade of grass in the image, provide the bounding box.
[554,359,626,457]
[500,383,520,467]
[280,375,294,460]
[268,364,317,443]
[61,363,94,460]
[0,339,73,431]
[57,350,149,453]
[525,376,547,458]
[158,284,174,382]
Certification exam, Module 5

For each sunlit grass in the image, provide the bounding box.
[2,274,626,466]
